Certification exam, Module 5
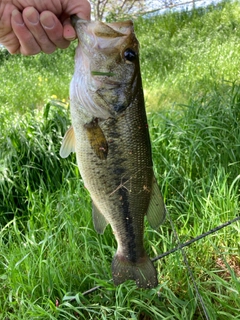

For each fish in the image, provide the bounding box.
[60,16,166,289]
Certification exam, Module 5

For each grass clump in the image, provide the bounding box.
[0,101,76,223]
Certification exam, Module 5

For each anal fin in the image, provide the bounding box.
[146,176,166,229]
[92,201,108,234]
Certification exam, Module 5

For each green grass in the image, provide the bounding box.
[0,49,75,113]
[137,1,240,109]
[1,1,240,319]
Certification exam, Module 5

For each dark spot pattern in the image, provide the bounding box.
[114,104,127,113]
[118,186,137,263]
[113,167,125,175]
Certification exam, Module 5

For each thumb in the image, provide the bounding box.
[62,0,91,40]
[63,18,76,41]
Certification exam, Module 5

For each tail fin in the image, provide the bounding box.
[111,253,158,289]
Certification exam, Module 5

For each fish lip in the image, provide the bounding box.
[71,15,134,33]
[70,15,89,28]
[70,15,78,28]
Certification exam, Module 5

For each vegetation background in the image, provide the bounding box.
[0,1,240,319]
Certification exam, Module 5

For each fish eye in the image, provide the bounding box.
[124,48,137,62]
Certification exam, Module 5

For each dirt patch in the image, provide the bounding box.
[216,255,240,280]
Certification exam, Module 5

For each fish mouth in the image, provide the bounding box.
[71,15,139,68]
[70,16,139,118]
[70,15,134,34]
[70,15,135,44]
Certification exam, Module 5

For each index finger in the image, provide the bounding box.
[40,11,72,47]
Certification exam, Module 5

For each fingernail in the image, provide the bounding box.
[65,30,76,41]
[63,24,76,41]
[12,9,24,26]
[25,7,39,25]
[40,13,55,29]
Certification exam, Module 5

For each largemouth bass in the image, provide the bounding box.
[60,16,166,289]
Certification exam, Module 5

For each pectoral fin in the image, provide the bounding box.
[92,201,108,234]
[60,126,76,158]
[85,119,108,160]
[146,177,166,229]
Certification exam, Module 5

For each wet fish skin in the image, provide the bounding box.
[60,17,166,288]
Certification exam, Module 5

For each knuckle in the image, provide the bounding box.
[22,49,41,56]
[58,41,70,49]
[21,44,41,55]
[43,46,56,54]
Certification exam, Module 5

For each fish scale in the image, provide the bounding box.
[60,16,166,288]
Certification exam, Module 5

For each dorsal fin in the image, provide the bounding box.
[60,126,76,158]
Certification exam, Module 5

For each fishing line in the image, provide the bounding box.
[80,215,240,298]
[151,215,240,262]
[165,210,210,320]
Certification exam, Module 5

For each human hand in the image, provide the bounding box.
[0,0,91,55]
